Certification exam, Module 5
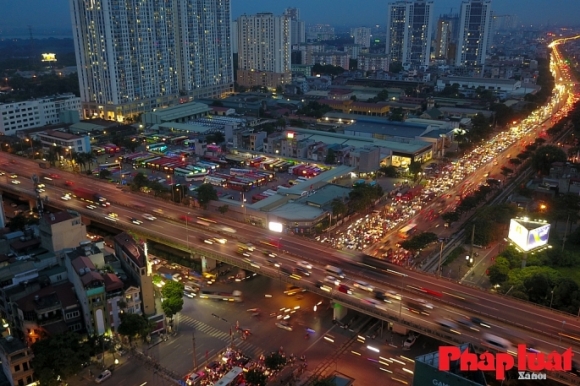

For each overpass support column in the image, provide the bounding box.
[332,303,347,321]
[28,198,36,213]
[201,256,216,273]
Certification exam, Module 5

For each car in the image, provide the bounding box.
[143,213,156,221]
[36,188,45,193]
[186,371,206,385]
[153,208,164,214]
[353,280,374,292]
[266,258,280,267]
[245,243,256,251]
[275,321,293,331]
[237,248,252,257]
[362,297,387,310]
[9,174,17,179]
[108,212,118,218]
[213,238,227,244]
[437,319,460,333]
[0,171,4,176]
[338,284,353,295]
[386,290,402,300]
[37,183,45,188]
[284,286,306,296]
[86,205,98,210]
[294,267,311,276]
[297,261,313,270]
[324,276,340,286]
[403,334,418,349]
[471,317,491,328]
[264,251,277,258]
[184,291,196,299]
[95,370,112,383]
[61,195,72,201]
[11,180,20,184]
[105,216,118,222]
[205,361,220,372]
[130,218,143,225]
[457,318,479,331]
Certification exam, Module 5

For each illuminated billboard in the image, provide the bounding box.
[508,219,551,252]
[268,222,283,233]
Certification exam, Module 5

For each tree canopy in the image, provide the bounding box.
[32,332,91,386]
[196,183,218,209]
[117,313,152,342]
[531,145,567,174]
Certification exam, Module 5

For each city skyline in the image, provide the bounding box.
[0,0,579,37]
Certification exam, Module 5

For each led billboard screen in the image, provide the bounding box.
[508,219,551,252]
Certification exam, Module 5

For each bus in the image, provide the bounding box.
[199,290,242,302]
[204,176,227,187]
[147,143,168,153]
[214,367,243,386]
[228,180,251,192]
[398,224,417,239]
[185,172,208,182]
[174,167,196,177]
[99,163,121,172]
[169,136,188,145]
[196,161,218,170]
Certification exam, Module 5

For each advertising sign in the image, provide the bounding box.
[439,345,572,380]
[508,219,551,252]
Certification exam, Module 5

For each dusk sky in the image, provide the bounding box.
[0,0,579,37]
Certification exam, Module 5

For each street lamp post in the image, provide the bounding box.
[437,239,445,278]
[25,138,33,158]
[185,211,191,252]
[550,290,554,309]
[168,174,175,202]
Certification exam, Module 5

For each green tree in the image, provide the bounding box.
[149,181,167,197]
[508,158,522,167]
[389,107,404,121]
[325,148,336,165]
[161,280,185,299]
[488,257,510,285]
[117,313,152,343]
[8,213,28,231]
[408,161,422,180]
[32,332,91,386]
[389,61,403,73]
[531,145,567,174]
[245,368,268,386]
[379,165,398,177]
[523,273,551,303]
[441,211,460,225]
[218,205,229,215]
[331,198,348,218]
[162,296,184,321]
[197,183,218,209]
[264,352,286,370]
[46,149,58,166]
[132,172,150,190]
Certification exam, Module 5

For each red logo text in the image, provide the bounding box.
[438,345,573,380]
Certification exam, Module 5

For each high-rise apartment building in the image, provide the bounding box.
[434,14,459,64]
[236,13,291,89]
[69,0,233,122]
[455,0,493,67]
[386,0,434,67]
[284,8,305,46]
[352,27,372,49]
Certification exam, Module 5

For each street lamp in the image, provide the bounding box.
[185,212,190,252]
[168,174,175,202]
[550,290,554,309]
[25,138,33,158]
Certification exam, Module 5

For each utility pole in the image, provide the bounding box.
[438,240,445,277]
[468,224,475,267]
[192,331,197,371]
[562,214,570,252]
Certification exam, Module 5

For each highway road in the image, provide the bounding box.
[4,167,580,351]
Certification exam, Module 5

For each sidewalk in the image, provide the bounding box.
[66,350,130,386]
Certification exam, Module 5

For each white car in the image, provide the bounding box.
[403,334,418,349]
[10,180,20,185]
[9,174,17,179]
[297,261,313,270]
[105,216,118,222]
[353,280,374,292]
[275,321,293,331]
[61,195,72,201]
[143,213,156,221]
[36,188,45,193]
[324,276,340,286]
[86,205,98,210]
[386,290,401,300]
[95,370,112,384]
[130,218,143,225]
[213,238,227,244]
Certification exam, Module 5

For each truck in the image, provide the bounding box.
[391,323,410,335]
[198,290,243,302]
[72,187,109,207]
